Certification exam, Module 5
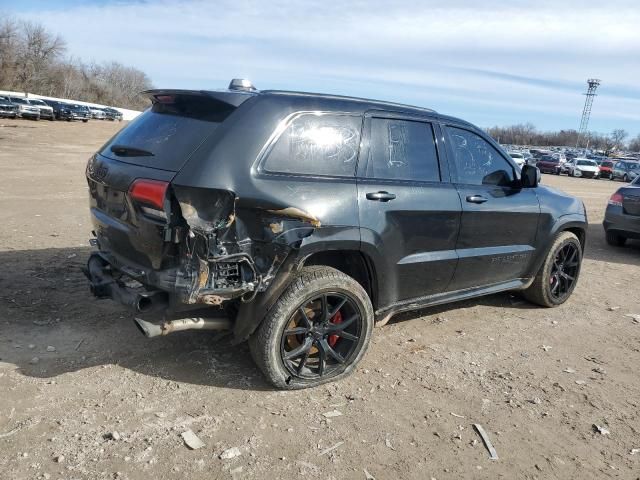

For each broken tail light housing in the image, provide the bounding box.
[129,179,169,219]
[608,191,623,207]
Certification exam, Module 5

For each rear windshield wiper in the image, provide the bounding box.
[110,145,155,157]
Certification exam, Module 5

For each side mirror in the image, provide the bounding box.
[521,164,539,188]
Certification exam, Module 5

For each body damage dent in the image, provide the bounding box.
[171,186,318,307]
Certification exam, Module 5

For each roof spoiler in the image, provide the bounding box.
[143,89,256,108]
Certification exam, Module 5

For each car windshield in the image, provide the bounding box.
[509,153,523,158]
[29,99,46,106]
[626,163,639,170]
[577,160,596,166]
[10,97,28,104]
[542,156,558,162]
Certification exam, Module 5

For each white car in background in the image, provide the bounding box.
[567,158,600,179]
[508,152,526,168]
[88,107,106,119]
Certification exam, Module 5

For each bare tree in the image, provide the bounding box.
[0,19,152,109]
[628,134,640,153]
[610,129,628,150]
[0,18,19,89]
[14,20,66,94]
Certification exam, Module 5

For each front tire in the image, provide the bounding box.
[623,174,630,182]
[523,231,582,307]
[249,266,374,389]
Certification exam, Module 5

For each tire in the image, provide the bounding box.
[249,266,374,389]
[523,231,582,307]
[623,174,630,182]
[606,230,627,247]
[82,119,88,123]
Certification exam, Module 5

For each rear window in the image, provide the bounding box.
[263,113,361,177]
[100,94,234,171]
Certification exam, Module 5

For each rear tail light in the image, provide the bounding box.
[129,179,169,219]
[608,191,623,207]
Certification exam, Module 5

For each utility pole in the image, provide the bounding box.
[576,79,600,149]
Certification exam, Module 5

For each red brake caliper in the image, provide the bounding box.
[328,310,343,347]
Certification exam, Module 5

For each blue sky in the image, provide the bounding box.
[3,0,640,136]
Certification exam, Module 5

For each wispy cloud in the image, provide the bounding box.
[9,0,640,135]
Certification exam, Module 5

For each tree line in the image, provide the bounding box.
[485,123,640,154]
[0,18,152,110]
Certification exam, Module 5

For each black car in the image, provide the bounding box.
[102,107,123,121]
[64,104,91,122]
[604,176,640,246]
[85,79,587,389]
[0,96,18,118]
[42,99,68,119]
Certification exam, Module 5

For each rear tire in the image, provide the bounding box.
[623,174,630,182]
[606,230,627,247]
[523,231,582,307]
[249,266,374,390]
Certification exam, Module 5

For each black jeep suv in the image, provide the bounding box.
[85,79,587,389]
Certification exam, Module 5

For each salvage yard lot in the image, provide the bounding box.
[1,119,639,480]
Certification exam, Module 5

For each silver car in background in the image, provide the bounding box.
[26,98,55,120]
[88,107,106,119]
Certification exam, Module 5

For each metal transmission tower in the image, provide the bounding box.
[576,78,600,148]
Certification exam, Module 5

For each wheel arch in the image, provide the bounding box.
[300,249,378,310]
[525,215,587,280]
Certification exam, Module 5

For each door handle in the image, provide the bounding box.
[366,191,396,202]
[466,195,488,204]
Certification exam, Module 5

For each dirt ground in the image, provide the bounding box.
[1,118,639,480]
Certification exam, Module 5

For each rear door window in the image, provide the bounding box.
[365,117,441,182]
[263,113,362,176]
[100,94,235,171]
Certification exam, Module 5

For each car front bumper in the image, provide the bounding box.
[19,111,40,119]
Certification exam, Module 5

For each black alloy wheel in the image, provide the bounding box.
[280,292,362,380]
[548,242,580,301]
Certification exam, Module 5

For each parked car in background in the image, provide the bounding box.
[89,107,106,120]
[567,158,600,179]
[603,176,640,246]
[8,97,40,120]
[84,80,587,389]
[102,107,123,121]
[26,98,55,120]
[41,99,69,119]
[0,96,18,118]
[598,160,614,179]
[560,158,574,175]
[58,104,91,122]
[611,160,640,182]
[536,155,561,174]
[508,152,526,167]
